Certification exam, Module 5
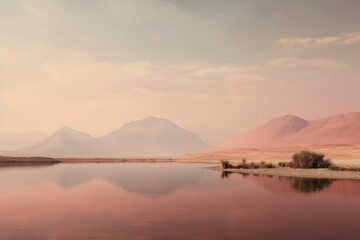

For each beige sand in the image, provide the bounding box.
[180,145,360,166]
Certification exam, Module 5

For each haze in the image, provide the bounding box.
[1,0,360,140]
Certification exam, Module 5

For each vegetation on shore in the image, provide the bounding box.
[221,159,276,169]
[0,156,60,163]
[284,151,360,172]
[279,151,332,169]
[222,151,360,173]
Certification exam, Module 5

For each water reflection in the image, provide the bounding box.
[0,163,204,197]
[286,177,333,193]
[1,164,360,240]
[0,162,59,168]
[221,171,333,193]
[221,171,252,179]
[221,170,233,178]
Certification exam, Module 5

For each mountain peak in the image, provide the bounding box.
[100,117,208,157]
[53,126,94,142]
[265,115,308,126]
[142,116,168,121]
[121,116,180,131]
[259,115,309,136]
[56,126,77,133]
[18,126,107,158]
[132,116,175,124]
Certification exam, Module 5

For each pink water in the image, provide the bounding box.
[0,163,359,239]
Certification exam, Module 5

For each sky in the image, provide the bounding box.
[1,0,360,141]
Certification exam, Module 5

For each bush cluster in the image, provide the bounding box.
[278,151,332,169]
[221,159,275,169]
[290,151,332,169]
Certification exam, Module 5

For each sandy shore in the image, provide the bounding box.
[209,165,360,180]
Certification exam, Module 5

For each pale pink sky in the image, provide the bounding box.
[1,0,360,137]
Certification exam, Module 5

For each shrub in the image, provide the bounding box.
[278,162,289,167]
[263,163,276,168]
[221,160,235,169]
[220,160,276,169]
[291,151,332,169]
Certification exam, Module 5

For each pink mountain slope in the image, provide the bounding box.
[213,112,360,151]
[288,112,360,146]
[214,115,309,150]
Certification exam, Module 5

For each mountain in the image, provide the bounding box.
[288,112,360,146]
[12,117,208,158]
[215,115,309,150]
[100,117,208,157]
[0,130,48,151]
[213,112,360,151]
[18,127,112,158]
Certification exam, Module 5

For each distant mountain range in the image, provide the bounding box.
[2,117,208,158]
[2,112,360,158]
[0,130,48,151]
[213,112,360,151]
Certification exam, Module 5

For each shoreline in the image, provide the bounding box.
[209,165,360,180]
[2,155,360,180]
[0,156,176,163]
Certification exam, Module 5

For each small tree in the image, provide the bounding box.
[291,151,332,169]
[221,160,235,169]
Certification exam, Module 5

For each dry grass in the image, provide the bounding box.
[329,165,360,172]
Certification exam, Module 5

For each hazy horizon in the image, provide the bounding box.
[1,0,360,137]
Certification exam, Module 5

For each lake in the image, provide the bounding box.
[0,162,360,240]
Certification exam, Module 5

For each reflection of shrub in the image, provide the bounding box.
[221,171,233,178]
[290,151,332,169]
[289,177,333,193]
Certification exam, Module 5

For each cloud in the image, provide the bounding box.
[3,46,345,98]
[269,58,346,71]
[279,32,360,49]
[0,39,353,136]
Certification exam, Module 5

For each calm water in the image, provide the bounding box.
[1,163,360,240]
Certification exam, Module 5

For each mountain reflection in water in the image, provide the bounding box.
[0,163,203,197]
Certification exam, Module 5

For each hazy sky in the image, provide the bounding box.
[1,0,360,137]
